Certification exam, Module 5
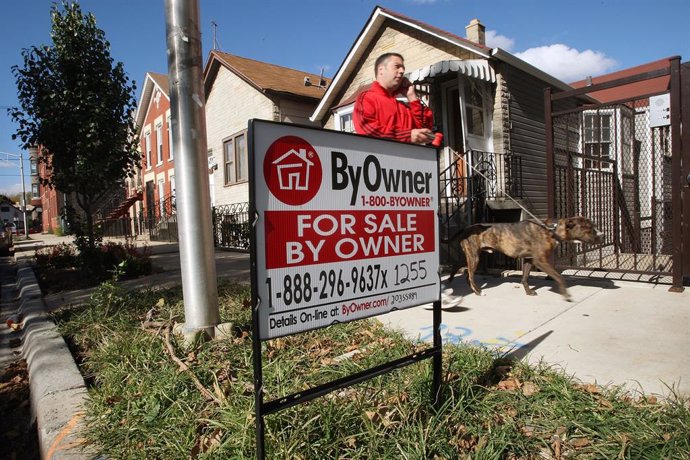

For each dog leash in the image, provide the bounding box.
[459,154,560,236]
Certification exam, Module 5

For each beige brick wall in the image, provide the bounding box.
[206,67,274,206]
[492,72,510,156]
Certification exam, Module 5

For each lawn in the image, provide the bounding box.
[52,279,690,459]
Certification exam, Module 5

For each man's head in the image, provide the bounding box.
[375,53,406,93]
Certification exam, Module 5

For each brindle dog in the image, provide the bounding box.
[447,217,602,301]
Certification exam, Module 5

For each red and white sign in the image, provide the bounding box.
[252,120,440,339]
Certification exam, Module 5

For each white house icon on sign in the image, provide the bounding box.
[272,148,314,191]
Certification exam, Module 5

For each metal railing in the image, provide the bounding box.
[212,202,250,250]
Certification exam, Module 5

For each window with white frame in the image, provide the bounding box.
[583,113,612,170]
[145,131,152,169]
[32,183,39,199]
[167,115,174,161]
[334,105,355,133]
[223,131,248,185]
[30,159,38,175]
[156,123,163,165]
[464,82,485,137]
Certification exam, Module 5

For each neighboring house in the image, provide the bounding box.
[133,72,175,227]
[35,149,66,233]
[0,200,24,227]
[555,57,686,280]
[309,7,577,262]
[203,50,329,207]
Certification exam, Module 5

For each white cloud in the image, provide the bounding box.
[485,30,514,52]
[515,44,617,82]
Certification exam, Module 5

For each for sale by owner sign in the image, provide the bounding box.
[250,120,440,339]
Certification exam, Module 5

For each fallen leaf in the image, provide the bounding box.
[550,434,562,459]
[521,382,540,397]
[570,437,590,448]
[497,377,521,391]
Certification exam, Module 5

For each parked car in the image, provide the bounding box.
[0,225,12,256]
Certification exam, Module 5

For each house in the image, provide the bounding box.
[132,72,175,231]
[0,199,24,228]
[203,50,329,208]
[309,6,577,265]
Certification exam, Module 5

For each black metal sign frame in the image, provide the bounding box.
[248,120,442,460]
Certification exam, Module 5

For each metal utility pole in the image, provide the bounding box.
[164,0,219,338]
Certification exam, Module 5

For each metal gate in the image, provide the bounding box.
[545,57,685,290]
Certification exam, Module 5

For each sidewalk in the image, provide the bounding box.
[5,234,689,457]
[384,272,690,398]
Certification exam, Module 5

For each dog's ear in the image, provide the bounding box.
[566,218,577,229]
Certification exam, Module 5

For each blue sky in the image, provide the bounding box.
[1,0,688,195]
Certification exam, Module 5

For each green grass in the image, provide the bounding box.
[53,280,690,459]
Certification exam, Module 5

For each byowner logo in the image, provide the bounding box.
[263,136,322,206]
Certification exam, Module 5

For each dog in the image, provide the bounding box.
[447,216,602,301]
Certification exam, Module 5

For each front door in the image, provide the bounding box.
[145,181,155,219]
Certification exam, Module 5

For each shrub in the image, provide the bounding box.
[34,240,152,291]
[34,243,78,270]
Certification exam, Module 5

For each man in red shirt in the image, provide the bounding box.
[353,53,434,144]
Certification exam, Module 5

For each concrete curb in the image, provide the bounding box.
[16,259,94,459]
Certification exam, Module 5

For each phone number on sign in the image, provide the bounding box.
[265,259,430,310]
[360,195,432,207]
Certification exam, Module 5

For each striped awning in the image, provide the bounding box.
[407,59,496,84]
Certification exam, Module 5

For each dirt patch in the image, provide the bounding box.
[0,359,39,459]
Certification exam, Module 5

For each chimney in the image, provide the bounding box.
[465,18,485,46]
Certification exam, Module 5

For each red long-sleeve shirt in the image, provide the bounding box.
[353,81,434,143]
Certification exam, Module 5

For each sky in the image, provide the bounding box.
[0,0,688,196]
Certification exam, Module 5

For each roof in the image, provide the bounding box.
[134,72,170,129]
[203,50,330,100]
[310,6,571,122]
[569,57,674,103]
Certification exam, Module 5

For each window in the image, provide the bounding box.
[30,159,38,175]
[223,132,248,185]
[32,183,40,199]
[334,105,355,133]
[464,83,485,137]
[583,113,612,170]
[156,123,163,165]
[167,115,174,161]
[145,131,152,169]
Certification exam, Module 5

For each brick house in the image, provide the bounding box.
[203,50,329,207]
[132,72,174,227]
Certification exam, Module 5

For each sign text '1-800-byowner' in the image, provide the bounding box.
[251,120,440,339]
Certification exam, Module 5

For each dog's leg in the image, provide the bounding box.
[461,239,482,296]
[521,259,537,296]
[447,264,459,282]
[533,258,571,301]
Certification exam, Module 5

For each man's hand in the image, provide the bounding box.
[403,78,418,102]
[411,128,434,144]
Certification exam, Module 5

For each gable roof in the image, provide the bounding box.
[310,7,575,123]
[569,57,675,103]
[135,72,170,129]
[203,50,330,101]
